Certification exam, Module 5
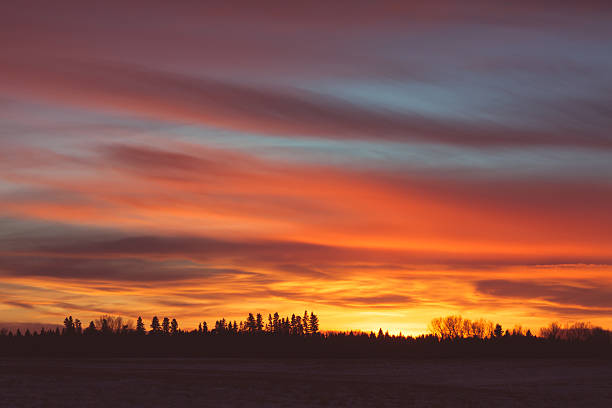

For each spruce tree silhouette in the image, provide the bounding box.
[162,317,170,334]
[246,313,256,333]
[309,312,319,335]
[171,318,179,334]
[296,315,304,335]
[84,321,97,335]
[494,324,503,339]
[136,317,146,335]
[303,311,309,334]
[150,316,161,334]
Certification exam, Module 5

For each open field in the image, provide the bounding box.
[1,358,611,407]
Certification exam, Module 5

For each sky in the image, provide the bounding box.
[1,1,612,334]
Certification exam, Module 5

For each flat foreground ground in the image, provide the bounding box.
[1,358,611,407]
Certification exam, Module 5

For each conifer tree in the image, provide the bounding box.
[84,321,97,335]
[290,314,296,334]
[63,316,75,335]
[296,315,303,335]
[493,324,503,339]
[246,313,256,332]
[150,316,161,334]
[136,316,146,335]
[309,312,319,335]
[303,311,310,334]
[170,318,179,334]
[162,317,170,334]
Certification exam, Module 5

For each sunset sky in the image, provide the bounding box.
[1,1,612,334]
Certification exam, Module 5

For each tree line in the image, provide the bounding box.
[1,313,611,358]
[0,311,320,337]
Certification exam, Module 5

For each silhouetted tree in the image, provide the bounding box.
[100,318,111,335]
[295,315,304,335]
[171,318,179,334]
[63,316,75,335]
[95,315,126,334]
[214,318,227,334]
[303,311,310,334]
[75,319,82,335]
[202,321,208,334]
[150,316,161,334]
[84,321,97,335]
[493,324,503,339]
[429,316,493,340]
[162,317,170,334]
[309,312,319,335]
[246,313,256,333]
[256,313,264,332]
[136,316,146,335]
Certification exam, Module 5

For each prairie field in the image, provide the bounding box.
[1,358,611,407]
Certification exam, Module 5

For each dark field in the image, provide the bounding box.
[1,358,611,407]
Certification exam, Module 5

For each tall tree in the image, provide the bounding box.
[63,316,75,335]
[136,316,146,335]
[290,314,296,334]
[162,317,170,334]
[296,315,303,335]
[150,316,161,334]
[100,318,111,335]
[170,318,179,334]
[255,313,264,332]
[493,324,503,339]
[246,313,256,333]
[303,311,310,334]
[309,312,319,335]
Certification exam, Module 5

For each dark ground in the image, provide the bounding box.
[1,358,611,407]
